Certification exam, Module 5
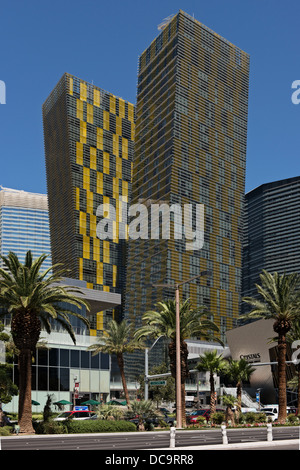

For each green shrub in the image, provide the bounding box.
[196,416,206,425]
[65,419,137,434]
[211,412,225,425]
[0,426,13,436]
[244,412,257,424]
[287,414,299,424]
[158,419,168,428]
[34,420,67,434]
[145,422,155,431]
[256,412,267,423]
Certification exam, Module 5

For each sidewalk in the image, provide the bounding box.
[157,439,299,450]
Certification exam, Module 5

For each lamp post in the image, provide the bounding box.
[153,270,210,429]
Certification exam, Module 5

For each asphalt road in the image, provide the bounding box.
[1,426,299,451]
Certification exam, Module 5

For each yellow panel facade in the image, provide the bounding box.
[90,147,97,170]
[87,103,93,124]
[93,88,101,107]
[103,110,110,131]
[80,82,87,101]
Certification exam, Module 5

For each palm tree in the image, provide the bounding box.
[242,270,300,423]
[135,299,221,427]
[222,394,237,426]
[0,251,90,434]
[125,399,157,431]
[196,350,227,416]
[225,358,255,418]
[96,403,125,421]
[88,319,144,406]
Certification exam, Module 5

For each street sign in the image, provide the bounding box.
[149,380,167,386]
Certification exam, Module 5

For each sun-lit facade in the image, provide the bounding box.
[43,73,135,333]
[124,11,250,376]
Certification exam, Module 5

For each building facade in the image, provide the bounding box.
[124,10,250,376]
[43,73,135,333]
[0,187,52,271]
[242,176,300,312]
[226,318,298,406]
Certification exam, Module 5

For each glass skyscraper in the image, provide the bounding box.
[124,10,250,376]
[0,187,52,271]
[43,73,135,333]
[242,176,300,313]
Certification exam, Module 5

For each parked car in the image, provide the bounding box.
[54,410,97,421]
[261,405,297,421]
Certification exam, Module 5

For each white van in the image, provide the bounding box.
[261,405,296,421]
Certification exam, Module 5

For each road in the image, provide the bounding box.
[1,426,299,451]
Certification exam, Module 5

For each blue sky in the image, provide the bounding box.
[0,0,299,195]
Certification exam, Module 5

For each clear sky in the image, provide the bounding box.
[0,0,299,195]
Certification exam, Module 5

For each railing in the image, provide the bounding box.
[222,387,259,409]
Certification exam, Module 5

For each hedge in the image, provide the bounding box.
[64,419,137,434]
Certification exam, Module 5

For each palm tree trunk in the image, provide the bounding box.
[209,371,216,415]
[169,340,189,427]
[18,348,35,434]
[225,405,235,427]
[181,383,186,427]
[236,381,242,420]
[116,353,130,406]
[277,333,287,424]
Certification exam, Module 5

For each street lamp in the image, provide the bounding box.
[153,270,211,428]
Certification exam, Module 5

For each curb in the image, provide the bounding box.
[154,439,300,450]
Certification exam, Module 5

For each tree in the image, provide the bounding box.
[135,299,221,427]
[88,319,144,406]
[138,363,175,406]
[125,399,157,431]
[242,270,300,423]
[96,403,125,421]
[196,350,227,415]
[222,394,237,426]
[0,251,90,434]
[225,358,255,418]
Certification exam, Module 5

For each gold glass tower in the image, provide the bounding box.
[124,10,249,375]
[43,73,135,333]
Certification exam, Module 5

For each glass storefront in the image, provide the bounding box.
[11,347,109,391]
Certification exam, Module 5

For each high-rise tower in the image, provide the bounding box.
[0,187,52,271]
[43,73,135,332]
[242,176,300,312]
[124,10,250,374]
